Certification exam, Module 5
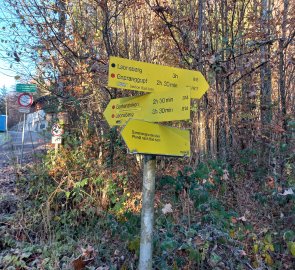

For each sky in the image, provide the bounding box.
[0,0,17,90]
[0,59,16,89]
[0,0,37,91]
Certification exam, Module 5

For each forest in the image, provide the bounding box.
[0,0,294,269]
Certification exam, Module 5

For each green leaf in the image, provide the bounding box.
[283,230,295,242]
[287,242,295,257]
[80,178,88,187]
[209,252,222,266]
[20,252,32,259]
[160,239,178,251]
[128,237,140,254]
[264,233,272,244]
[265,243,274,252]
[264,253,273,265]
[253,244,259,254]
[65,191,71,199]
[188,248,201,262]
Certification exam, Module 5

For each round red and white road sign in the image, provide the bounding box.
[51,123,64,136]
[18,93,33,107]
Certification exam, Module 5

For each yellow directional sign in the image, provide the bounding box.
[104,89,190,126]
[121,119,190,157]
[108,56,209,99]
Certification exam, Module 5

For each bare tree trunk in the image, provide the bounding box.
[102,1,114,57]
[259,0,272,169]
[198,0,212,157]
[57,0,67,97]
[99,1,118,167]
[279,0,289,141]
[278,0,289,183]
[197,0,204,67]
[204,94,212,156]
[216,73,227,161]
[218,0,228,162]
[226,0,237,156]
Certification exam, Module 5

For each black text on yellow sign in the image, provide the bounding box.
[103,89,191,126]
[121,119,190,157]
[108,56,209,99]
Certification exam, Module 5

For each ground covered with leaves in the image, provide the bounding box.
[0,140,294,270]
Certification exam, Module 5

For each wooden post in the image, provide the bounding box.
[139,154,156,270]
[55,143,59,155]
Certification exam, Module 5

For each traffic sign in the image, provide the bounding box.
[51,123,63,136]
[104,89,191,126]
[18,107,30,113]
[18,93,33,107]
[121,119,190,157]
[108,56,209,99]
[16,84,37,93]
[52,136,62,144]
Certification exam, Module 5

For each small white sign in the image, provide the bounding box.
[18,107,30,113]
[52,136,62,144]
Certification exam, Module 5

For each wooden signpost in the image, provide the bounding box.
[104,57,209,269]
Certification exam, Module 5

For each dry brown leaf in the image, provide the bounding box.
[231,217,238,224]
[193,235,205,246]
[266,176,275,189]
[81,245,95,258]
[72,255,94,270]
[72,256,86,270]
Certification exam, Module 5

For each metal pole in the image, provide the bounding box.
[5,93,8,136]
[139,154,156,270]
[28,121,36,160]
[20,113,26,165]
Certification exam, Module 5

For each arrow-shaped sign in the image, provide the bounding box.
[108,56,209,99]
[104,89,190,126]
[121,119,190,157]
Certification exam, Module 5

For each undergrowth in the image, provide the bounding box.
[0,135,294,269]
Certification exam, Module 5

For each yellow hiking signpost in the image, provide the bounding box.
[121,119,190,157]
[104,56,209,270]
[108,56,209,99]
[103,89,191,126]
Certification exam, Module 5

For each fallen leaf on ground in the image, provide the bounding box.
[279,188,294,196]
[162,203,173,214]
[72,255,94,270]
[237,216,247,222]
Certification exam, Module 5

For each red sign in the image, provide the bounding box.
[51,123,64,136]
[18,93,33,107]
